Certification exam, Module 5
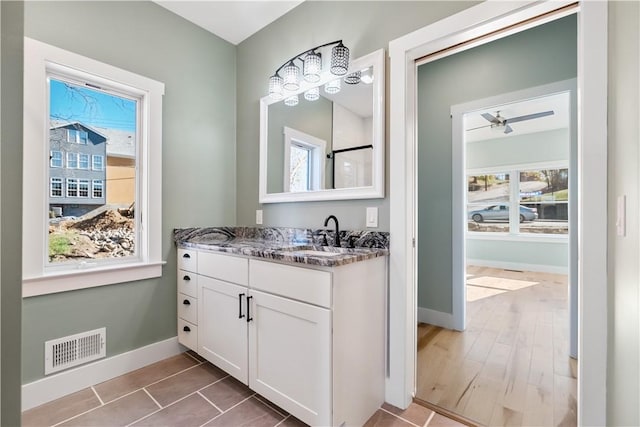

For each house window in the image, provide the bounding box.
[92,180,104,198]
[50,151,63,168]
[67,152,78,169]
[78,179,89,198]
[24,37,165,297]
[92,155,104,171]
[283,126,326,192]
[78,153,89,169]
[50,178,63,197]
[66,178,78,197]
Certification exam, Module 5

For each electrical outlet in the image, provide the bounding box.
[256,209,263,225]
[366,207,378,228]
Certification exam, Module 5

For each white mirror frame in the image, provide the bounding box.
[259,48,385,203]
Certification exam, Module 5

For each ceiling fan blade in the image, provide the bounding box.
[466,124,491,131]
[481,112,499,124]
[505,110,554,124]
[504,124,513,134]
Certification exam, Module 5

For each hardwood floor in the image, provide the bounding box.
[416,266,577,427]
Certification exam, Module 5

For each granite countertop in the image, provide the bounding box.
[173,227,389,267]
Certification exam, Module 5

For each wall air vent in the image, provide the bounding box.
[44,327,106,375]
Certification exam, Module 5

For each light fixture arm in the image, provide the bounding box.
[271,40,344,77]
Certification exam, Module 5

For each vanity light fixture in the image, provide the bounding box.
[324,78,341,94]
[344,70,361,85]
[304,86,320,101]
[284,94,299,106]
[268,40,351,101]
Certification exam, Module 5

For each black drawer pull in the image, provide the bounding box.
[183,275,191,281]
[183,299,191,305]
[183,326,191,332]
[247,295,253,323]
[183,253,191,259]
[238,293,245,319]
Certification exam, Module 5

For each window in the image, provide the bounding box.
[50,151,63,168]
[283,126,326,192]
[519,168,568,234]
[467,173,510,233]
[66,178,78,197]
[78,153,89,169]
[50,178,63,197]
[92,180,104,198]
[23,37,164,297]
[67,152,78,169]
[92,155,104,171]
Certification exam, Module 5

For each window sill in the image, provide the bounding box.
[466,232,568,244]
[22,261,166,298]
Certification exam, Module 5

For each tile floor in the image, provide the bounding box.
[23,351,468,427]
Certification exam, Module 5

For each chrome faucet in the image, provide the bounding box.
[323,215,340,247]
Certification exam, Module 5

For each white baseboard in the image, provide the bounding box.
[417,307,455,330]
[467,259,568,275]
[22,337,183,411]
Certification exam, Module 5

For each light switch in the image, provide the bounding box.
[616,196,625,237]
[366,207,378,228]
[256,209,263,225]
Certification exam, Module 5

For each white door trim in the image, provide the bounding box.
[388,2,607,425]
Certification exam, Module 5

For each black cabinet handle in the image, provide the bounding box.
[183,253,191,259]
[183,326,191,332]
[238,293,245,319]
[183,275,191,281]
[183,299,190,305]
[246,295,253,323]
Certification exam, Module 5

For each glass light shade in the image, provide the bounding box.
[284,94,299,106]
[268,75,284,99]
[303,51,322,83]
[282,61,300,91]
[304,87,320,101]
[324,79,341,94]
[330,42,349,76]
[344,70,361,85]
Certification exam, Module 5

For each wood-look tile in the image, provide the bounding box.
[382,402,434,426]
[146,363,227,407]
[131,393,221,426]
[22,387,101,427]
[59,390,158,426]
[203,396,284,426]
[363,409,416,427]
[278,414,309,426]
[93,353,198,403]
[427,413,468,427]
[199,375,254,411]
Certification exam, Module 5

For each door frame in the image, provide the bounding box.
[387,1,607,425]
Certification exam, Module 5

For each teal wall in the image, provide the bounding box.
[236,1,478,230]
[1,1,24,423]
[21,1,237,383]
[417,15,577,313]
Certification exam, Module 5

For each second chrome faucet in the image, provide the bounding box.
[323,215,340,247]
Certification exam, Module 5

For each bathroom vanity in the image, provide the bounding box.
[174,227,389,427]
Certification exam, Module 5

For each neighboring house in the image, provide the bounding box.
[49,122,107,217]
[99,127,136,206]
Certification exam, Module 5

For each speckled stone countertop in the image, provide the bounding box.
[173,227,389,267]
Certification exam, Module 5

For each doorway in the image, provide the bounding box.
[387,2,607,425]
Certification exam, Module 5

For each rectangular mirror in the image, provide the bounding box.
[259,49,385,203]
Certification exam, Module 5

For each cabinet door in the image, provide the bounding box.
[248,290,331,426]
[198,276,248,384]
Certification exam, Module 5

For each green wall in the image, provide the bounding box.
[236,1,477,230]
[1,2,24,424]
[21,1,237,383]
[416,15,577,313]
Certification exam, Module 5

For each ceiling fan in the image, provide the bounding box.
[467,110,555,134]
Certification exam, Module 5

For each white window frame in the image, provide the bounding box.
[92,179,104,199]
[67,128,88,144]
[50,150,63,168]
[282,126,326,192]
[66,178,78,197]
[92,154,104,171]
[23,37,165,297]
[66,152,78,169]
[78,153,89,170]
[78,179,89,198]
[50,177,63,197]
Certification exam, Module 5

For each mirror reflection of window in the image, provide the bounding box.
[282,127,326,193]
[289,143,311,192]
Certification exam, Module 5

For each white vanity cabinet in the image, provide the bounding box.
[177,249,198,351]
[177,248,386,427]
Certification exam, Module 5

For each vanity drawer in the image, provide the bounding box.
[249,260,331,308]
[178,319,197,351]
[178,249,197,272]
[198,251,248,286]
[178,270,197,297]
[178,293,197,324]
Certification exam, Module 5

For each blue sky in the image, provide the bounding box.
[49,78,137,131]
